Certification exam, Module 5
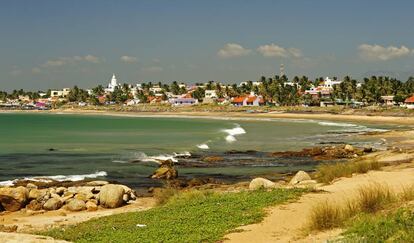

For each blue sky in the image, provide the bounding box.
[2,0,414,90]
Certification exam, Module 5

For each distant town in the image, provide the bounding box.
[1,73,414,110]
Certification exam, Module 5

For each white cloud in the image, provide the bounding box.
[120,55,138,63]
[31,67,42,74]
[41,55,102,67]
[10,69,22,76]
[217,43,252,58]
[141,66,163,72]
[257,44,303,58]
[358,44,413,61]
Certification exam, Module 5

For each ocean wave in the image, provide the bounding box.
[133,152,178,163]
[0,171,108,186]
[318,121,357,127]
[197,144,209,149]
[222,124,246,143]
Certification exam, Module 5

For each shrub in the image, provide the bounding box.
[357,183,394,213]
[308,201,343,231]
[316,159,382,184]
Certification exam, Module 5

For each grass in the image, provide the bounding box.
[41,188,305,243]
[316,159,382,184]
[307,183,403,232]
[342,207,414,242]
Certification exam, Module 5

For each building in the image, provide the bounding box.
[231,94,265,106]
[404,96,414,109]
[50,88,70,98]
[205,90,218,99]
[105,74,120,93]
[381,96,395,106]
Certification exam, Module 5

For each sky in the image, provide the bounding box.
[2,0,414,91]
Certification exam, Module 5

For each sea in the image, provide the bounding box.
[0,112,404,190]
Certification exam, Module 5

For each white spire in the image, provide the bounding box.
[110,74,117,87]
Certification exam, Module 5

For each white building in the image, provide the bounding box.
[322,77,342,88]
[205,90,218,99]
[50,88,70,98]
[105,74,120,93]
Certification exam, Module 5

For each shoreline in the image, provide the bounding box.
[2,108,414,125]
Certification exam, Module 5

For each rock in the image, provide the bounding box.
[344,144,354,152]
[26,200,43,211]
[151,159,178,180]
[26,183,37,189]
[202,156,224,163]
[122,194,129,202]
[88,199,98,205]
[363,146,373,153]
[75,193,94,202]
[0,187,28,212]
[85,201,98,211]
[289,171,312,185]
[295,179,318,188]
[86,181,109,186]
[50,193,61,200]
[249,178,277,190]
[99,184,125,208]
[25,209,45,216]
[66,199,86,211]
[55,187,66,195]
[28,189,48,200]
[43,198,63,211]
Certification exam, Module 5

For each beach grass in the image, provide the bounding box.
[307,183,412,233]
[342,207,414,242]
[315,159,382,184]
[41,188,305,243]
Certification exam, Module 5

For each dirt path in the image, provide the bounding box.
[225,162,414,243]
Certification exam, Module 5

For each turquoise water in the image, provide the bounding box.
[0,113,398,189]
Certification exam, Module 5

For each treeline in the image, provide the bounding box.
[1,75,414,106]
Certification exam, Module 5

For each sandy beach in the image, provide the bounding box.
[3,108,414,126]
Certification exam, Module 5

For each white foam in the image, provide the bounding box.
[225,135,237,143]
[223,126,247,136]
[222,124,246,143]
[197,144,209,149]
[0,171,108,186]
[134,152,178,164]
[173,151,192,157]
[318,121,357,127]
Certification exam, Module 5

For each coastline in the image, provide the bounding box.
[2,108,414,125]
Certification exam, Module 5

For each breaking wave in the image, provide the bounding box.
[197,144,209,149]
[223,125,246,143]
[0,171,108,186]
[318,121,357,127]
[132,151,192,164]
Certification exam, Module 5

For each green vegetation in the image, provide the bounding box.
[315,159,382,184]
[41,188,305,243]
[308,183,414,233]
[342,207,414,242]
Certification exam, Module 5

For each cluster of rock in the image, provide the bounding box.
[249,171,318,190]
[0,181,137,213]
[151,160,178,180]
[271,144,373,160]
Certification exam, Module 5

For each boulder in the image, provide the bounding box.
[26,183,38,189]
[295,180,318,189]
[344,144,354,152]
[99,184,125,208]
[75,193,94,202]
[86,181,109,186]
[122,194,129,202]
[28,189,49,200]
[26,200,43,211]
[249,178,277,190]
[289,171,312,185]
[151,160,178,180]
[85,201,98,211]
[0,186,28,212]
[43,198,63,211]
[55,187,66,195]
[66,199,86,211]
[50,193,61,200]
